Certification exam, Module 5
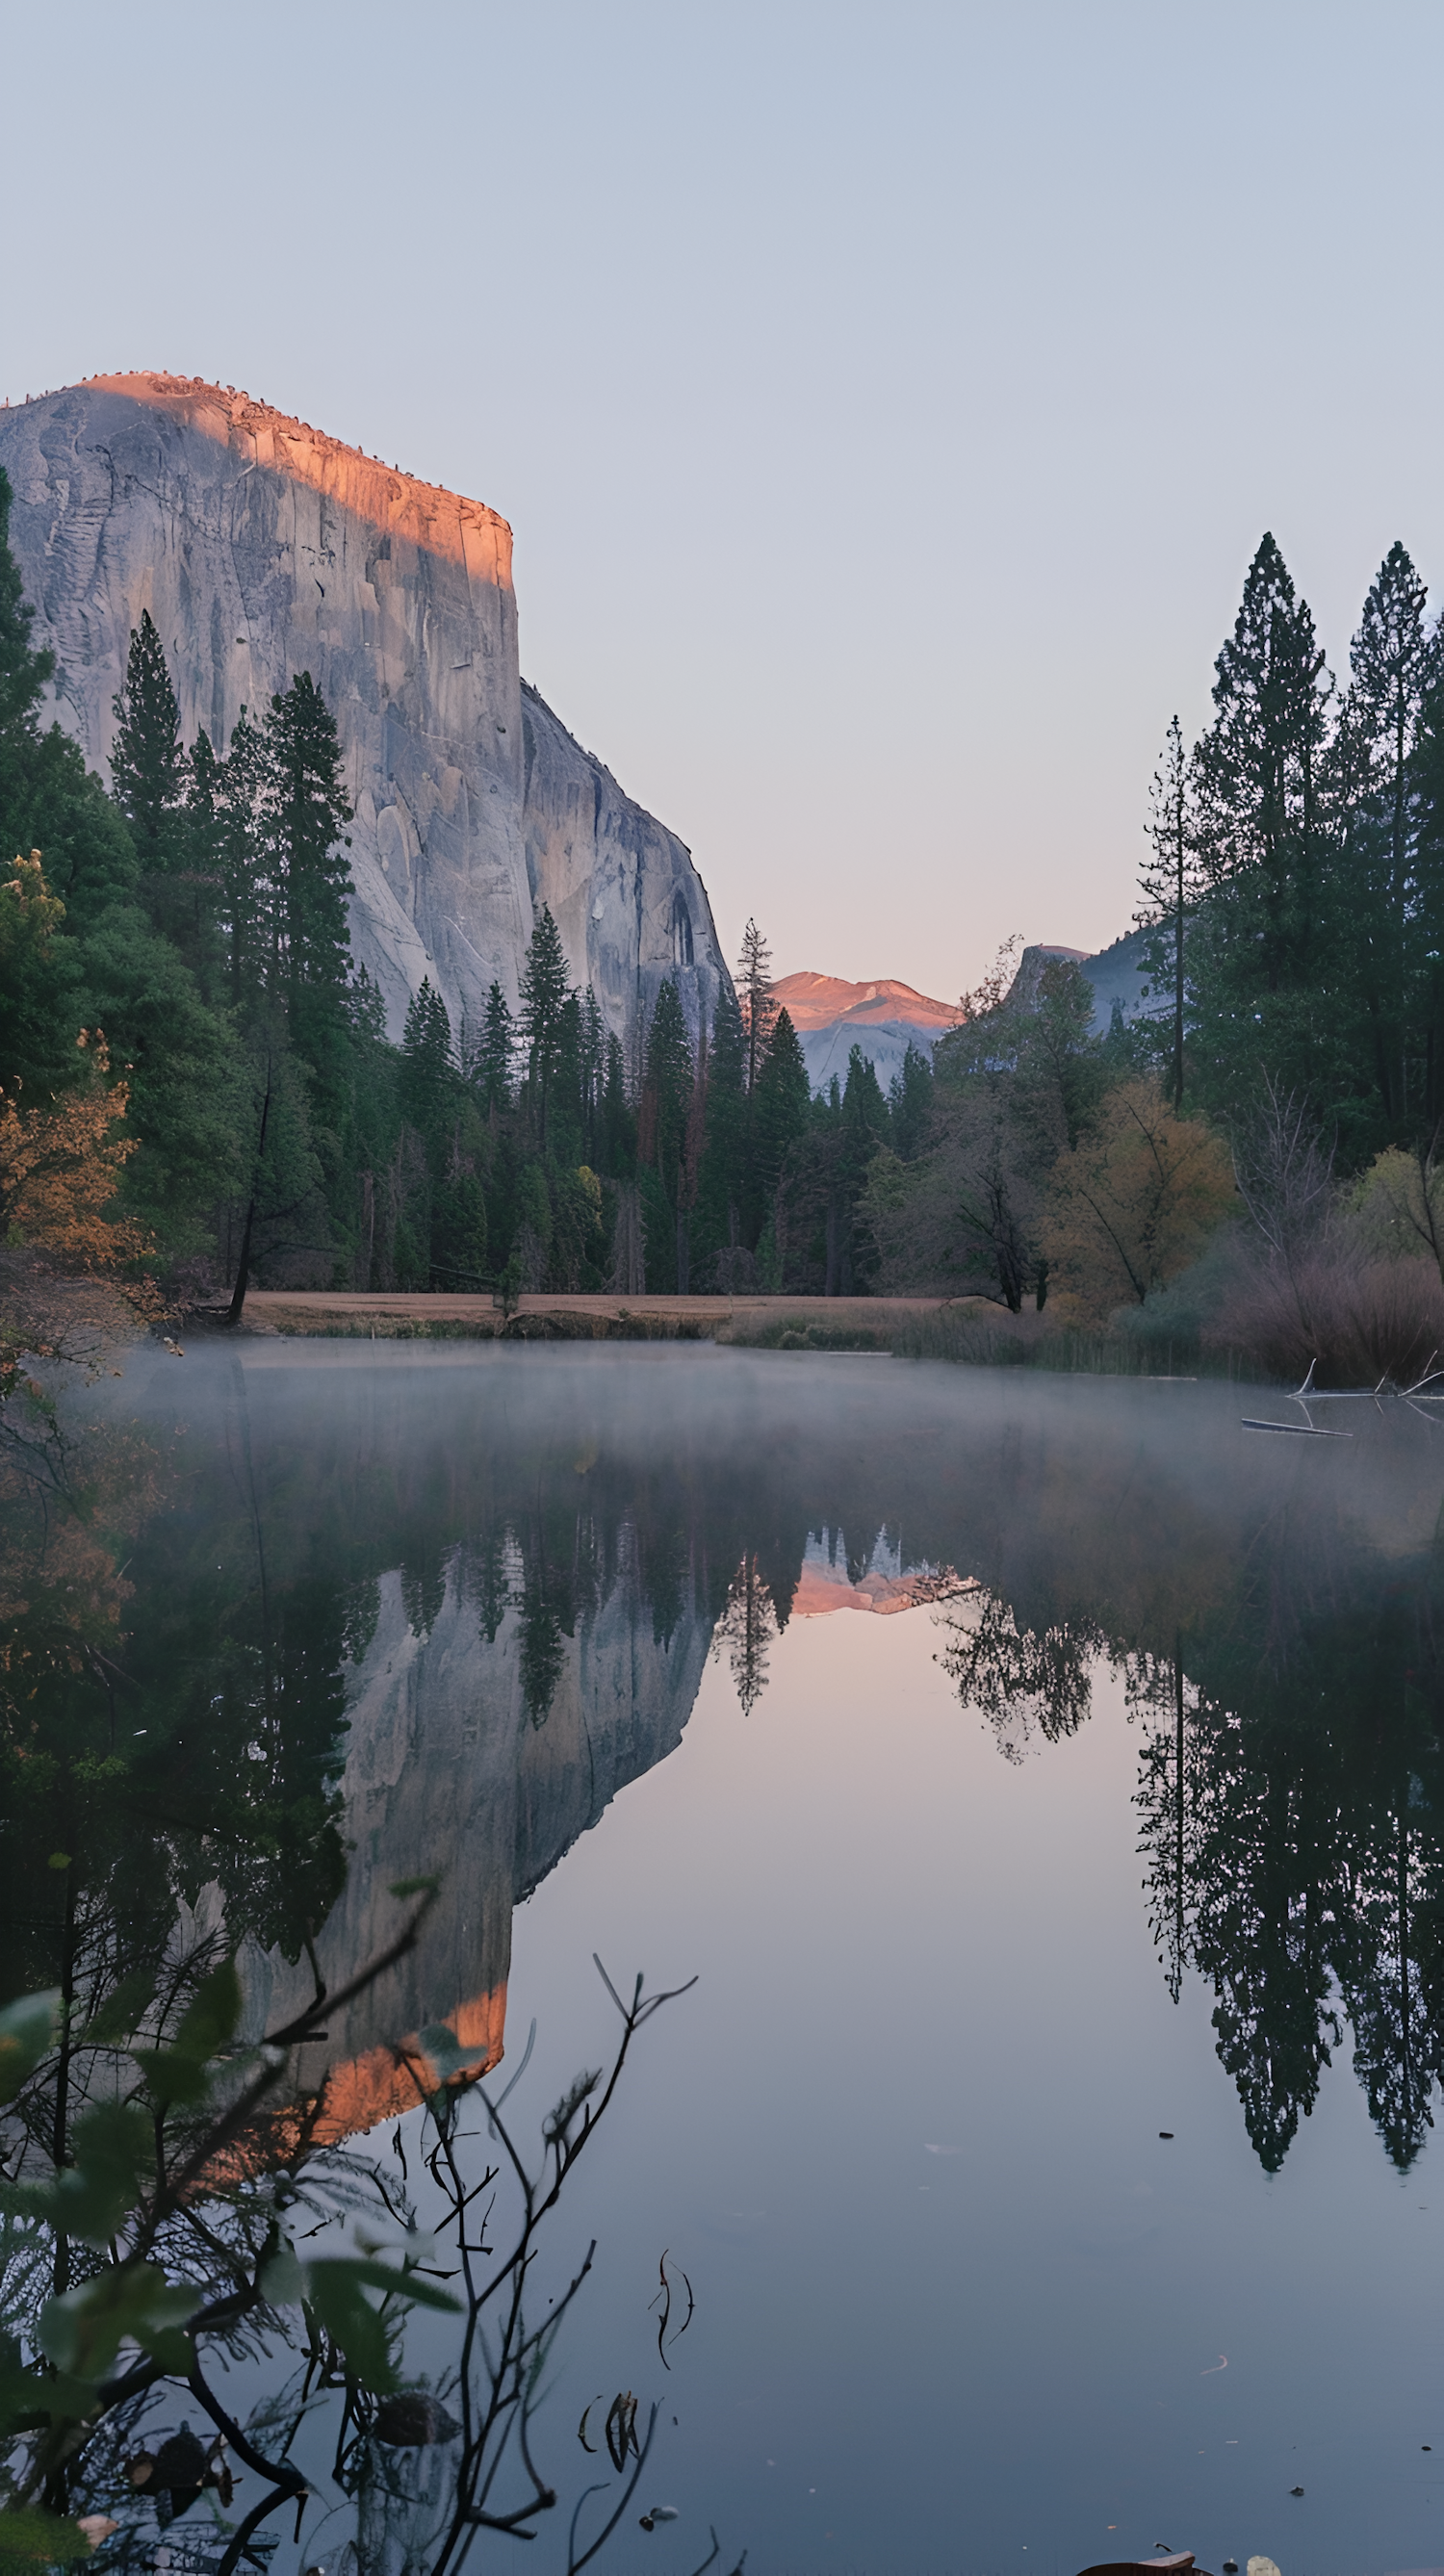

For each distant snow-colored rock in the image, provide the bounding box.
[0,374,729,1045]
[1004,935,1170,1034]
[772,970,962,1095]
[784,934,1169,1096]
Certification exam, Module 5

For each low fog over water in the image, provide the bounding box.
[8,1341,1444,2570]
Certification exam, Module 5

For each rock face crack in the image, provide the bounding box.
[0,373,731,1046]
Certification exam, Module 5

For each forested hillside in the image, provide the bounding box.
[10,482,1444,1371]
[0,467,928,1308]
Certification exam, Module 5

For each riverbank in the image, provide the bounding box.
[190,1289,1236,1374]
[205,1290,945,1345]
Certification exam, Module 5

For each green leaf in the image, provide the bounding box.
[388,1875,440,1899]
[303,2266,397,2393]
[137,2323,195,2373]
[59,2101,150,2244]
[131,1958,242,2105]
[258,2245,305,2306]
[1,2102,151,2246]
[0,1994,59,2106]
[172,1957,242,2062]
[39,2263,199,2384]
[0,2505,93,2564]
[0,2363,96,2435]
[78,1968,158,2048]
[307,2254,460,2315]
[129,2047,211,2107]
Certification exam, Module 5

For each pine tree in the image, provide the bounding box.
[580,986,606,1160]
[888,1042,934,1161]
[1409,644,1444,1128]
[639,976,695,1285]
[1138,715,1205,1111]
[0,467,135,924]
[111,610,185,871]
[517,905,573,1152]
[263,672,353,1003]
[400,976,457,1165]
[695,978,747,1265]
[598,1031,635,1176]
[0,467,51,744]
[736,916,776,1095]
[178,728,226,989]
[1193,533,1333,994]
[1335,544,1431,1129]
[553,990,585,1161]
[751,1007,811,1236]
[711,1555,777,1713]
[472,980,516,1121]
[812,1045,888,1294]
[212,715,271,1025]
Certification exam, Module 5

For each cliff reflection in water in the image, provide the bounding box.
[4,1339,1444,2178]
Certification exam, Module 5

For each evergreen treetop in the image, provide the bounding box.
[639,976,694,1202]
[0,467,136,924]
[264,670,354,997]
[1193,531,1333,989]
[111,610,186,870]
[736,916,776,1095]
[518,905,574,1150]
[473,980,517,1119]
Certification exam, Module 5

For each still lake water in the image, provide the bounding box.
[10,1339,1444,2575]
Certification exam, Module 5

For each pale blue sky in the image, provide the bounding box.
[8,0,1444,998]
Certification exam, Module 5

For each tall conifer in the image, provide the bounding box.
[0,468,135,920]
[639,976,695,1284]
[214,708,271,1013]
[696,978,747,1260]
[1336,544,1431,1126]
[751,1006,811,1224]
[473,981,516,1120]
[111,610,185,870]
[518,905,573,1152]
[736,916,776,1095]
[1193,533,1333,993]
[1138,715,1204,1111]
[264,671,353,1000]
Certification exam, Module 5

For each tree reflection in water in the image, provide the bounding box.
[9,1342,1444,2558]
[936,1589,1099,1763]
[710,1557,776,1716]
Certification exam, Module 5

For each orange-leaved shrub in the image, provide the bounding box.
[0,1029,156,1285]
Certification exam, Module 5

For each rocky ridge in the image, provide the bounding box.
[0,374,730,1045]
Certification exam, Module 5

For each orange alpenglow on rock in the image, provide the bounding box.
[86,372,513,581]
[305,1985,508,2145]
[771,971,965,1033]
[0,375,731,1057]
[790,1560,975,1618]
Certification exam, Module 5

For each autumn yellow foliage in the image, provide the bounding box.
[1042,1077,1235,1321]
[0,1029,156,1282]
[0,848,65,966]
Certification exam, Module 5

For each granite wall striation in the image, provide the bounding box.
[0,374,730,1045]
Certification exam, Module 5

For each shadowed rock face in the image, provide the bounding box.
[245,1540,709,2127]
[0,374,730,1043]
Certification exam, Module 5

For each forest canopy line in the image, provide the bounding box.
[7,477,1444,1361]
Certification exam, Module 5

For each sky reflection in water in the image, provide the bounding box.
[8,1340,1444,2574]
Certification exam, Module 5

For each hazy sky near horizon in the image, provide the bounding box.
[8,0,1444,1000]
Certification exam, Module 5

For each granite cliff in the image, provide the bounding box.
[0,374,729,1044]
[250,1545,710,2136]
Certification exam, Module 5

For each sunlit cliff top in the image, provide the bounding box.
[26,373,514,577]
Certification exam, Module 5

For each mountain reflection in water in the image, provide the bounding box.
[4,1339,1444,2186]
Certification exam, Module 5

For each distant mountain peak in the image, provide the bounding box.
[772,970,964,1034]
